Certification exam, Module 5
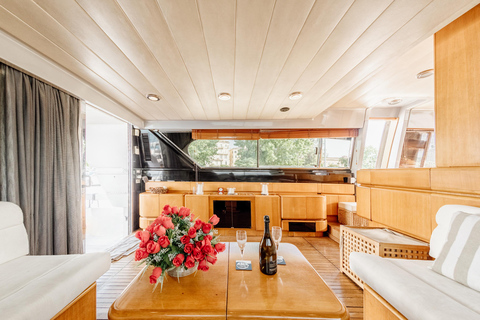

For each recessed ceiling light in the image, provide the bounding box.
[416,69,434,79]
[280,107,290,112]
[384,97,403,105]
[218,93,231,101]
[289,92,303,100]
[146,94,161,101]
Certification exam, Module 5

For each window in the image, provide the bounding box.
[399,130,435,168]
[362,118,398,169]
[188,138,353,168]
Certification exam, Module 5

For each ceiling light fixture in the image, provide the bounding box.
[384,97,403,105]
[416,69,434,79]
[280,107,290,112]
[146,94,161,101]
[289,92,303,100]
[218,92,231,101]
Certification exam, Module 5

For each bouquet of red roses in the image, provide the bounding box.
[134,204,225,291]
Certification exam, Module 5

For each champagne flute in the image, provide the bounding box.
[236,230,248,269]
[271,226,282,251]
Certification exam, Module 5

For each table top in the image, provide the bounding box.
[109,242,349,320]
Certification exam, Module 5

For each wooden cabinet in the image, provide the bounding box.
[255,195,280,230]
[185,195,209,222]
[139,192,184,218]
[356,186,371,220]
[281,195,326,220]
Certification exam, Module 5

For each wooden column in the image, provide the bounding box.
[435,4,480,167]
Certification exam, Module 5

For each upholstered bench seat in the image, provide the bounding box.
[350,253,480,320]
[0,252,110,320]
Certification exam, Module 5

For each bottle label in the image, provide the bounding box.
[268,260,277,273]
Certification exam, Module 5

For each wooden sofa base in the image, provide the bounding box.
[52,283,97,320]
[364,285,406,320]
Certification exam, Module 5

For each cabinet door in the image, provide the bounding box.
[255,196,280,230]
[305,195,326,220]
[159,194,184,211]
[185,195,209,222]
[281,196,307,220]
[139,193,160,218]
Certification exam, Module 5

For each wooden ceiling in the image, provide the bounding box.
[0,0,477,123]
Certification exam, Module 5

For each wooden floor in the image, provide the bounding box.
[96,236,363,319]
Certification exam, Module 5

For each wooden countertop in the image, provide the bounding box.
[108,243,349,320]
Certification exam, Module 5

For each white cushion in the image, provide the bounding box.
[0,202,29,264]
[432,212,480,291]
[350,252,480,320]
[0,252,110,320]
[430,205,480,258]
[338,202,357,212]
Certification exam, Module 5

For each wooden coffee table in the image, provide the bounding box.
[108,243,349,320]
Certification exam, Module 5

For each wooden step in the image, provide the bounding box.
[328,222,341,243]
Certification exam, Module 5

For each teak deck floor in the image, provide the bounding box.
[96,236,363,320]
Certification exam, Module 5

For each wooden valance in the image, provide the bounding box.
[191,129,359,140]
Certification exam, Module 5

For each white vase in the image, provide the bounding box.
[166,265,197,278]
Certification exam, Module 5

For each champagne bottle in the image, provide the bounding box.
[259,215,277,275]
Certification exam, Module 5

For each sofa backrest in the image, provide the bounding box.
[430,205,480,258]
[0,202,29,264]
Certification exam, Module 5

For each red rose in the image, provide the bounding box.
[209,214,220,226]
[180,235,191,245]
[215,243,226,253]
[202,223,212,234]
[202,244,213,255]
[190,214,195,222]
[204,235,212,241]
[179,207,191,218]
[188,227,197,238]
[153,225,166,237]
[196,240,204,249]
[185,255,196,269]
[145,223,154,233]
[172,206,179,214]
[172,253,185,267]
[158,235,170,248]
[146,240,161,254]
[184,243,194,254]
[134,248,149,261]
[206,254,217,265]
[162,217,174,229]
[198,259,209,271]
[163,205,172,214]
[194,219,203,230]
[149,267,162,284]
[193,248,204,261]
[135,230,151,243]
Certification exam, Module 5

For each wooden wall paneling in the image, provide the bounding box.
[370,188,431,241]
[255,195,280,230]
[321,184,355,194]
[431,167,480,195]
[364,285,406,320]
[270,183,318,194]
[369,169,431,189]
[356,187,371,220]
[139,193,159,218]
[281,195,307,219]
[325,195,339,217]
[185,195,210,222]
[52,283,97,320]
[431,194,480,230]
[435,4,480,167]
[357,170,371,184]
[338,195,356,203]
[306,195,327,220]
[158,194,184,211]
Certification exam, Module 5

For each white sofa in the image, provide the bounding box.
[0,201,111,320]
[350,205,480,320]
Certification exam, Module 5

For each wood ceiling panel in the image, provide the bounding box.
[197,0,235,120]
[157,0,220,120]
[285,0,432,119]
[245,0,315,120]
[0,3,154,120]
[117,0,207,120]
[75,0,190,120]
[255,0,354,120]
[299,0,479,119]
[233,0,275,119]
[263,0,394,120]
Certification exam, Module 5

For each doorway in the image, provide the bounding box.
[84,105,130,252]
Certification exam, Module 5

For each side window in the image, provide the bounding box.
[399,130,435,168]
[362,118,398,169]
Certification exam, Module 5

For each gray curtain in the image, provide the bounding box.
[0,63,83,255]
